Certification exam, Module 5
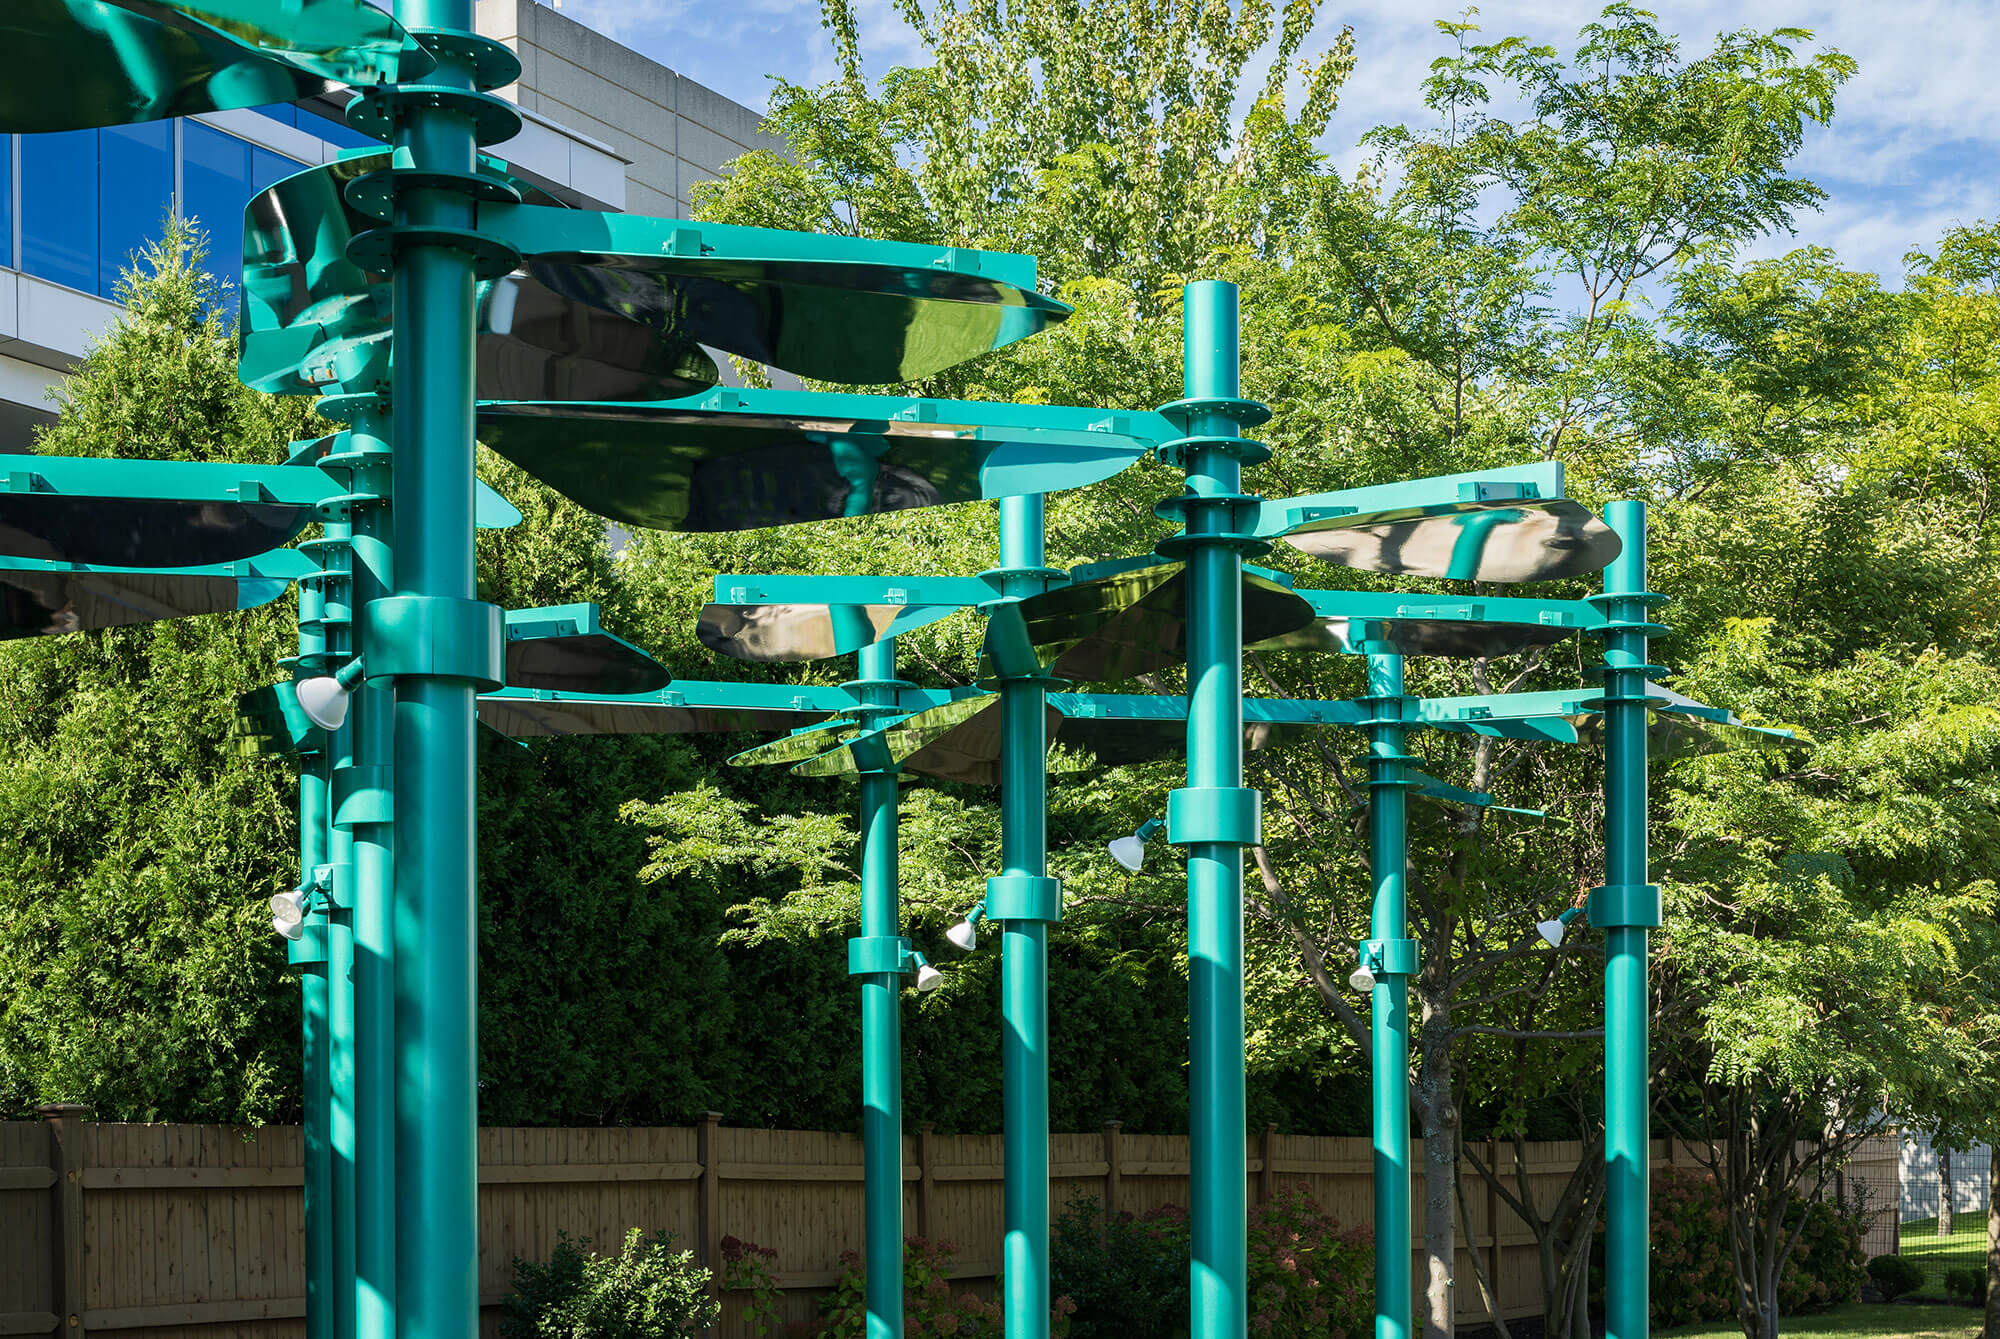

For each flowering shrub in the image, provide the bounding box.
[1246,1185,1372,1339]
[1642,1169,1739,1327]
[1777,1197,1866,1314]
[501,1229,718,1339]
[1051,1189,1369,1339]
[720,1236,784,1338]
[819,1236,1073,1338]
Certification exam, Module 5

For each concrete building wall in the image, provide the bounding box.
[478,0,784,221]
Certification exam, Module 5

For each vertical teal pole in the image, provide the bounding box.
[1172,281,1257,1339]
[327,404,397,1339]
[299,574,332,1339]
[389,7,484,1339]
[1363,651,1414,1339]
[322,509,359,1339]
[995,494,1056,1339]
[854,639,905,1339]
[1594,500,1659,1339]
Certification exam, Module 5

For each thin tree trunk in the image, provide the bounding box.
[1943,1144,1956,1236]
[1417,994,1458,1335]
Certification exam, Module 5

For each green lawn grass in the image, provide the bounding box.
[1898,1216,1987,1294]
[1657,1301,1982,1338]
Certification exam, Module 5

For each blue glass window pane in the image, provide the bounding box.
[299,104,373,152]
[21,130,99,293]
[0,136,12,271]
[252,147,300,195]
[98,122,175,298]
[181,121,252,272]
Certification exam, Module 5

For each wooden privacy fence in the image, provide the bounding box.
[0,1114,1903,1339]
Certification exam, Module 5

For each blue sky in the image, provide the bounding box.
[546,0,1999,286]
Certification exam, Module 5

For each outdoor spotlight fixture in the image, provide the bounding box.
[910,950,943,993]
[296,657,367,732]
[1348,962,1377,993]
[269,866,333,941]
[1537,905,1588,948]
[944,902,985,953]
[1107,817,1166,873]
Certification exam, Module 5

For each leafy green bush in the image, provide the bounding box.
[1867,1253,1924,1302]
[1777,1197,1867,1314]
[818,1236,1072,1338]
[1945,1265,1987,1305]
[1050,1188,1369,1339]
[1050,1198,1190,1339]
[501,1229,718,1339]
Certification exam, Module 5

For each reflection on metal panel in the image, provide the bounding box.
[0,494,310,567]
[1283,499,1619,584]
[1014,563,1316,682]
[0,0,419,133]
[504,631,671,696]
[697,602,962,663]
[0,564,286,638]
[1252,615,1578,660]
[477,695,822,740]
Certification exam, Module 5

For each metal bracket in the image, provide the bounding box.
[846,934,915,977]
[1586,884,1663,929]
[1166,787,1263,847]
[985,875,1063,924]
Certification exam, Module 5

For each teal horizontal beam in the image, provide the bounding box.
[1296,590,1603,631]
[0,549,322,581]
[479,680,979,715]
[679,387,1177,447]
[503,603,613,639]
[3,457,336,506]
[476,206,1056,297]
[1253,462,1565,540]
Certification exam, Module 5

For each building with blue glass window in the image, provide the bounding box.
[0,0,783,444]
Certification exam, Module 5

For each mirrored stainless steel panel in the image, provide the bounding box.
[477,402,1102,533]
[1015,563,1317,682]
[1251,615,1578,659]
[520,253,1068,386]
[697,602,962,662]
[728,720,865,767]
[478,696,824,740]
[1284,499,1619,584]
[789,696,1072,786]
[239,157,716,403]
[0,495,311,568]
[0,565,285,639]
[505,633,670,696]
[0,0,418,133]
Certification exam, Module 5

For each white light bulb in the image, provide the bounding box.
[296,676,353,731]
[1536,919,1567,948]
[1107,835,1147,872]
[945,919,978,952]
[272,915,304,942]
[1348,965,1377,993]
[914,964,944,993]
[269,890,308,926]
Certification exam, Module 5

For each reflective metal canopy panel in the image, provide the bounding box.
[476,695,822,740]
[1567,686,1797,759]
[787,696,1072,787]
[479,207,1071,386]
[0,561,289,640]
[233,681,317,758]
[474,393,1155,533]
[0,0,420,133]
[1252,615,1577,660]
[1014,562,1317,682]
[0,493,311,568]
[728,720,866,768]
[239,155,717,402]
[1283,498,1619,584]
[698,602,962,663]
[505,634,668,695]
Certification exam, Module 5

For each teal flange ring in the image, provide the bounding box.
[344,167,523,223]
[347,225,523,281]
[347,84,524,148]
[1359,938,1420,977]
[1157,396,1273,429]
[313,392,386,426]
[846,934,914,977]
[1157,434,1272,469]
[406,27,525,91]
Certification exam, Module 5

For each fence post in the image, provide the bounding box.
[1257,1125,1277,1204]
[38,1104,90,1339]
[1102,1121,1122,1219]
[915,1123,935,1240]
[697,1110,722,1334]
